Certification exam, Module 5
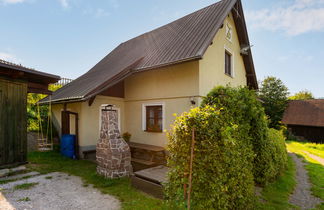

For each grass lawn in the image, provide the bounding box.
[26,149,310,210]
[257,155,296,210]
[286,141,324,159]
[286,141,324,210]
[27,151,168,210]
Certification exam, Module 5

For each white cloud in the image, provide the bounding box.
[0,0,26,4]
[58,0,69,9]
[0,52,19,63]
[246,0,324,36]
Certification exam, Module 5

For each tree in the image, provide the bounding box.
[258,76,289,129]
[289,90,314,100]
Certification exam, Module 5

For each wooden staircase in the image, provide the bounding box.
[128,142,166,171]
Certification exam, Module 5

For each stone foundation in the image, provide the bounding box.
[96,109,132,178]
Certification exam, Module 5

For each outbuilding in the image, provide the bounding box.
[0,59,60,168]
[282,99,324,143]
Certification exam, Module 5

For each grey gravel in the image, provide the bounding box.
[289,153,323,209]
[0,172,120,210]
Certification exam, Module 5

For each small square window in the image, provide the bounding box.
[145,105,163,132]
[225,51,232,76]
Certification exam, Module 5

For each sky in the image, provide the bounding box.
[0,0,323,97]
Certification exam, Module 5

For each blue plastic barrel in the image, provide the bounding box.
[60,134,76,159]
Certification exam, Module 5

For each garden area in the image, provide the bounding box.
[1,79,323,210]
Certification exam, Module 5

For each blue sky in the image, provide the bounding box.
[0,0,323,97]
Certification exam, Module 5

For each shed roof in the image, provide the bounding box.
[0,59,60,94]
[282,100,324,127]
[41,0,257,104]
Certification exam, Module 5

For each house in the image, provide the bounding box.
[282,99,324,143]
[0,59,60,168]
[40,0,257,157]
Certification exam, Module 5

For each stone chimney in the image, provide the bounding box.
[96,108,132,178]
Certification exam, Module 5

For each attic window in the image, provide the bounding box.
[225,50,233,77]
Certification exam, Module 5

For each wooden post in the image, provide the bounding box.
[187,127,195,210]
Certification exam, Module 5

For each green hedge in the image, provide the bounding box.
[166,86,288,209]
[253,128,288,184]
[165,106,255,209]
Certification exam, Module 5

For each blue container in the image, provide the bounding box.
[60,134,76,159]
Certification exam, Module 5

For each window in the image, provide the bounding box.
[225,50,232,76]
[145,105,163,132]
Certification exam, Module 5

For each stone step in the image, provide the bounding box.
[0,165,27,178]
[0,171,40,182]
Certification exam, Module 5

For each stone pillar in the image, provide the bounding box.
[96,109,132,178]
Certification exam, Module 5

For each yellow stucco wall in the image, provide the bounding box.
[199,12,247,97]
[124,61,199,147]
[52,96,125,150]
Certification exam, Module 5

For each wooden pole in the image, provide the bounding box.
[187,127,195,210]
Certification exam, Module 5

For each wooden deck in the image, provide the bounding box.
[131,165,169,199]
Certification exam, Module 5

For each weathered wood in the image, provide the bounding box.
[128,142,165,152]
[0,78,27,168]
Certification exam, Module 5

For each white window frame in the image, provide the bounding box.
[224,45,235,78]
[142,102,165,132]
[99,104,121,134]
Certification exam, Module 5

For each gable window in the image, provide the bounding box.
[143,104,164,132]
[225,50,233,76]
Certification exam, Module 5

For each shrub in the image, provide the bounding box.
[165,106,255,209]
[201,86,272,184]
[258,128,288,181]
[122,132,131,142]
[201,86,288,185]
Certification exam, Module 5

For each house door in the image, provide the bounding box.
[61,111,79,158]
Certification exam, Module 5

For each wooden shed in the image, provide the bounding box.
[282,99,324,143]
[0,60,60,168]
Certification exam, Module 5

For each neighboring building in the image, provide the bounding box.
[40,0,258,156]
[282,100,324,143]
[0,59,60,168]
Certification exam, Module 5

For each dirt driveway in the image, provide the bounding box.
[0,172,120,210]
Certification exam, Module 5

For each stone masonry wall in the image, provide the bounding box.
[96,110,132,178]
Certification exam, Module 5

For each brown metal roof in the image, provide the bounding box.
[41,0,257,104]
[0,59,60,82]
[282,100,324,127]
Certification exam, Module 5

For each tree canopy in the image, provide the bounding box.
[289,90,314,100]
[258,76,289,129]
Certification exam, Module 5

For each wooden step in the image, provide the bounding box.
[131,158,155,166]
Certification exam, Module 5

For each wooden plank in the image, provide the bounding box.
[131,176,164,199]
[131,158,155,166]
[0,79,27,167]
[128,142,165,152]
[134,165,169,184]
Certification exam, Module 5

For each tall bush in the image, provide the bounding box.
[201,86,276,185]
[166,106,255,209]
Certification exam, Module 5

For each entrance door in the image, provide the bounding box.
[61,111,79,158]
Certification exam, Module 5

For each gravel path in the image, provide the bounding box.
[303,151,324,166]
[289,153,322,209]
[0,172,120,210]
